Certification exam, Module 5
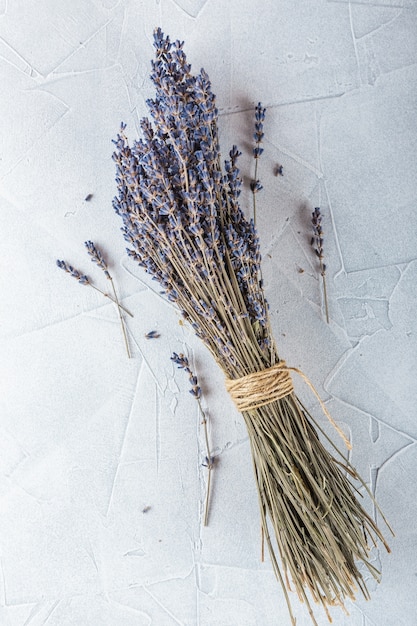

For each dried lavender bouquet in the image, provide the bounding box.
[112,28,391,625]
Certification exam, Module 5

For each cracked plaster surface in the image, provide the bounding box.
[1,1,416,625]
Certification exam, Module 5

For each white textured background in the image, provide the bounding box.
[1,1,417,625]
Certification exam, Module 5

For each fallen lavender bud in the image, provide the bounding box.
[311,207,324,263]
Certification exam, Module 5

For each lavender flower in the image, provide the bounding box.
[311,207,329,323]
[84,241,110,279]
[56,259,89,285]
[251,102,266,224]
[253,102,266,159]
[311,208,325,269]
[171,352,201,399]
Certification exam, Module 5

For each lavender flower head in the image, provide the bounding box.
[253,102,266,159]
[311,207,326,273]
[56,259,89,285]
[84,241,111,279]
[171,352,201,399]
[250,179,263,194]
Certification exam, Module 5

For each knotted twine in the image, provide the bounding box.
[225,360,351,450]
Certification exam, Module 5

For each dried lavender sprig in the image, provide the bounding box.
[171,351,213,526]
[251,102,266,225]
[311,207,329,323]
[56,259,133,316]
[84,241,131,358]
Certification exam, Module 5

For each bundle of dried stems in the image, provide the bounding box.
[112,28,391,625]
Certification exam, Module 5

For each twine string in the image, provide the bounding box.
[225,360,351,450]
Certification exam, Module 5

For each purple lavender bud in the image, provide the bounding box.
[189,385,202,399]
[253,146,264,158]
[250,180,263,193]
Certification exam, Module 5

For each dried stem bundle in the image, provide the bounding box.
[112,28,391,625]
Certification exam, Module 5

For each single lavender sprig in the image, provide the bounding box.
[171,352,214,526]
[56,259,89,284]
[84,241,131,358]
[311,207,329,323]
[251,102,266,225]
[56,259,132,317]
